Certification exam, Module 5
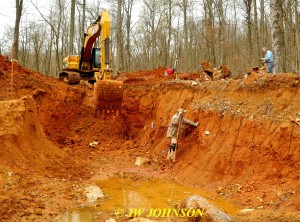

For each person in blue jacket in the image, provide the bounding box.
[260,47,274,74]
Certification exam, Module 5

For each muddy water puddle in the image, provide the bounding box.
[58,177,240,221]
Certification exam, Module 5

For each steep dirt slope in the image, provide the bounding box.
[119,73,300,212]
[0,56,91,221]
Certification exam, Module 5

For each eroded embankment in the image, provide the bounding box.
[0,56,94,221]
[0,95,92,222]
[120,74,300,211]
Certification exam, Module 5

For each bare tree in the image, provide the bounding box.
[181,0,189,63]
[8,0,300,76]
[203,0,216,64]
[295,0,300,71]
[270,0,286,73]
[78,0,86,51]
[116,0,123,72]
[69,0,76,54]
[14,0,24,60]
[253,0,260,58]
[215,0,226,64]
[243,0,253,64]
[259,0,266,47]
[123,0,136,71]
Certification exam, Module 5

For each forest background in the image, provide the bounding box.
[0,0,299,76]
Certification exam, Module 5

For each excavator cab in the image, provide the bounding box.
[59,10,124,113]
[92,48,101,68]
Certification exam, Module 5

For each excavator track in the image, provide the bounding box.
[59,72,81,85]
[94,80,124,113]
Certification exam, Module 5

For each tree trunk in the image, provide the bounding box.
[270,0,286,73]
[295,0,300,71]
[285,0,293,71]
[167,0,172,67]
[46,29,53,75]
[116,0,123,72]
[244,0,253,65]
[124,0,135,71]
[183,0,188,60]
[69,0,75,54]
[216,0,225,64]
[82,0,86,38]
[205,0,216,65]
[253,0,260,58]
[14,0,24,60]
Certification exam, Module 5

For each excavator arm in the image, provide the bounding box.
[59,10,124,112]
[80,22,100,70]
[94,11,124,113]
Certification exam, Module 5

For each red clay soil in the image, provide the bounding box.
[0,54,300,221]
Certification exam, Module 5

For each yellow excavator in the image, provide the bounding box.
[59,10,123,112]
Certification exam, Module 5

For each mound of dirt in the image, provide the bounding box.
[118,67,172,82]
[0,96,55,168]
[0,55,89,144]
[0,95,88,179]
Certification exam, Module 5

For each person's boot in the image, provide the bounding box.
[170,150,174,160]
[167,150,171,160]
[167,143,175,161]
[171,150,176,162]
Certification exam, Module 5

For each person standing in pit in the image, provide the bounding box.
[166,108,199,163]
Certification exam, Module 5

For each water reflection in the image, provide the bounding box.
[57,177,239,222]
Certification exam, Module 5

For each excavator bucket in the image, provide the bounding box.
[94,80,124,113]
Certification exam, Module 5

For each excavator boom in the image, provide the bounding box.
[59,10,124,112]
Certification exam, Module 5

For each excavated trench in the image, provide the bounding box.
[58,74,300,221]
[0,55,300,221]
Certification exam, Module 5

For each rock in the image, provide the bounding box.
[205,131,210,135]
[89,141,99,148]
[105,219,116,222]
[152,158,158,163]
[199,71,212,81]
[84,185,104,203]
[269,201,274,206]
[201,60,214,73]
[179,195,234,222]
[201,61,214,79]
[34,209,43,216]
[216,186,224,193]
[191,81,199,86]
[135,157,150,166]
[238,208,254,214]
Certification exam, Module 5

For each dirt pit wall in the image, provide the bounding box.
[0,95,88,179]
[121,74,300,211]
[0,96,56,168]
